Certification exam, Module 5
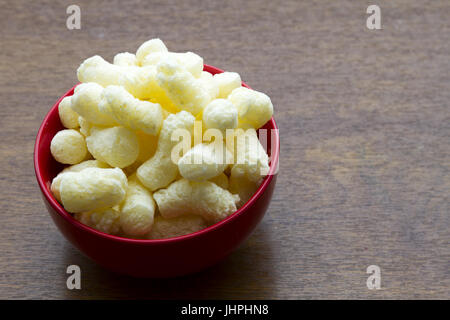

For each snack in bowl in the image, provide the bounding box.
[48,38,274,240]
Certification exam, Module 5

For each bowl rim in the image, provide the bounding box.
[34,64,280,245]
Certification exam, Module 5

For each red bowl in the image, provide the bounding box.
[34,64,279,278]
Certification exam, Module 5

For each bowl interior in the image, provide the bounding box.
[34,64,279,241]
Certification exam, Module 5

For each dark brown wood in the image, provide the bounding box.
[0,0,448,299]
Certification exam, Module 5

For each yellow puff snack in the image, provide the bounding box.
[71,82,117,126]
[137,111,195,191]
[52,38,276,238]
[58,96,79,129]
[77,55,145,95]
[147,214,207,239]
[60,167,127,213]
[178,142,232,181]
[86,126,139,168]
[77,55,178,112]
[142,51,204,78]
[153,179,239,224]
[77,116,92,137]
[121,131,158,177]
[156,57,212,116]
[119,66,161,101]
[77,55,124,87]
[113,52,138,67]
[230,128,270,183]
[228,87,273,129]
[51,160,110,202]
[177,52,204,78]
[120,175,156,237]
[202,99,238,135]
[74,207,121,235]
[213,72,242,98]
[101,85,163,135]
[198,71,219,99]
[135,38,168,65]
[50,129,88,165]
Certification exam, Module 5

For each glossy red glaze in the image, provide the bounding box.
[34,64,279,278]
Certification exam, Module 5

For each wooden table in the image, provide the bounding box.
[0,0,448,299]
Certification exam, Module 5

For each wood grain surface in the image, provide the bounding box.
[0,0,449,299]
